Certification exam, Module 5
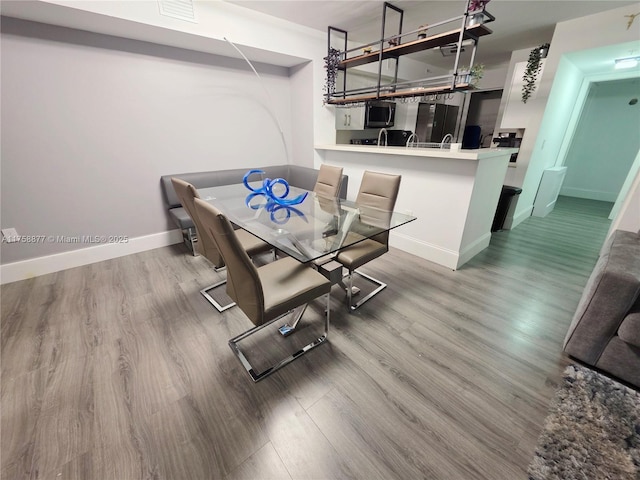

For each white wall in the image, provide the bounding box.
[610,149,640,221]
[0,2,332,281]
[290,61,316,164]
[497,49,577,209]
[609,167,640,234]
[499,58,546,130]
[475,63,509,91]
[494,48,536,182]
[560,79,640,202]
[0,18,294,266]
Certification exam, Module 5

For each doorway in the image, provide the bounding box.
[559,78,640,218]
[522,41,640,233]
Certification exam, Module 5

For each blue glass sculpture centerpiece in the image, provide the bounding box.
[243,169,307,224]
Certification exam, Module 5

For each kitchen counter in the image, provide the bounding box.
[315,144,519,160]
[314,144,517,270]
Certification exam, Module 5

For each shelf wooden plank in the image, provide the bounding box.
[327,83,473,105]
[380,83,473,98]
[340,23,492,69]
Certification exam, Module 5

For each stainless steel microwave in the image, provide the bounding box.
[365,101,395,128]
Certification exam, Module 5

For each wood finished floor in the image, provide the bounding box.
[1,196,614,480]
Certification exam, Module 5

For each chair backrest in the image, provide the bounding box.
[356,171,401,245]
[171,177,224,267]
[313,164,344,198]
[193,198,265,326]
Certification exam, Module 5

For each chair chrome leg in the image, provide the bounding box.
[184,227,198,256]
[342,269,387,311]
[337,275,359,311]
[229,294,330,382]
[200,279,236,312]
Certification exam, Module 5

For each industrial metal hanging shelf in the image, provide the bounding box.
[325,1,494,106]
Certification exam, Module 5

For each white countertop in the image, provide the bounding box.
[315,144,518,161]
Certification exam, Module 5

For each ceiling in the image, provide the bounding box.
[1,0,637,71]
[227,1,638,69]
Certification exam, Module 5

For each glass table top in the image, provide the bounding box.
[199,183,416,264]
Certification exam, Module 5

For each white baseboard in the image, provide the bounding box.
[508,204,534,230]
[390,232,459,270]
[532,199,557,217]
[1,230,183,285]
[391,231,492,270]
[2,228,492,283]
[457,233,491,269]
[559,187,618,202]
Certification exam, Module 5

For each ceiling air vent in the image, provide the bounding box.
[158,0,197,23]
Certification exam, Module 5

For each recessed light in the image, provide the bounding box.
[615,56,640,69]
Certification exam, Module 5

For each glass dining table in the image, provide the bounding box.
[198,183,416,264]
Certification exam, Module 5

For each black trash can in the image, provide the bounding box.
[492,185,522,232]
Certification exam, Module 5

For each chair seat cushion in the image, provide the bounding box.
[236,229,271,256]
[336,234,388,271]
[258,257,331,322]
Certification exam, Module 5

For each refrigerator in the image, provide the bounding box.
[415,103,459,143]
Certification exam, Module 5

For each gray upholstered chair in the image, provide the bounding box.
[313,164,344,198]
[171,178,271,312]
[193,197,332,382]
[335,170,401,311]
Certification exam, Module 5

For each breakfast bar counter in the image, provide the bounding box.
[314,145,519,270]
[315,143,516,161]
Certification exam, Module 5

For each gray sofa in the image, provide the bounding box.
[160,164,348,254]
[563,229,640,388]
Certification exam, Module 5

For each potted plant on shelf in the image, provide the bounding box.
[467,0,490,25]
[323,47,341,102]
[469,63,484,86]
[522,43,550,103]
[468,0,490,12]
[458,63,484,87]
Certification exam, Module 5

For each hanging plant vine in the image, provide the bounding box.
[522,43,549,103]
[624,12,640,29]
[323,47,341,103]
[470,63,485,86]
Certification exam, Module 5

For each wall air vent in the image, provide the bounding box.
[158,0,197,23]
